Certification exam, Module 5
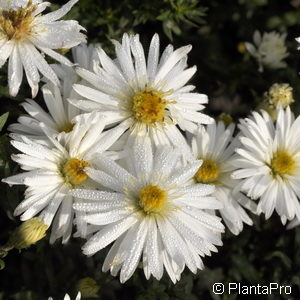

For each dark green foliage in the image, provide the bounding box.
[1,0,300,299]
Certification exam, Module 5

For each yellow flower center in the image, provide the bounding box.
[195,159,220,184]
[62,158,90,186]
[138,185,167,214]
[61,122,74,133]
[270,151,295,177]
[0,1,36,41]
[131,88,168,125]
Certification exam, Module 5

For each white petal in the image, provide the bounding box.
[8,45,23,96]
[82,215,138,256]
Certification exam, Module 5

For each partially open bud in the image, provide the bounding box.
[257,83,294,121]
[76,277,100,299]
[6,218,48,250]
[264,83,294,109]
[217,113,233,127]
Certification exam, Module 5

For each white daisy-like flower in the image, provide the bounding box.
[190,121,257,235]
[232,107,300,225]
[2,113,128,243]
[70,33,213,155]
[9,82,80,142]
[48,292,81,300]
[71,137,224,283]
[0,0,86,97]
[9,43,100,142]
[245,31,288,72]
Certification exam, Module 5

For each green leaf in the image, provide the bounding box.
[0,259,5,270]
[0,112,9,132]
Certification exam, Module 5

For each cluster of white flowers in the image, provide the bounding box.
[2,0,300,291]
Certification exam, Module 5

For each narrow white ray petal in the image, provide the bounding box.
[82,215,138,256]
[38,46,73,66]
[8,45,23,97]
[147,34,160,81]
[39,0,79,22]
[155,45,192,83]
[26,44,59,86]
[0,41,14,67]
[71,189,125,202]
[166,161,201,186]
[132,137,153,177]
[144,220,163,280]
[86,168,124,192]
[83,208,130,226]
[18,43,40,97]
[120,219,147,283]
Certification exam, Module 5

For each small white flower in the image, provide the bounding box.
[70,33,213,156]
[0,0,86,97]
[190,121,257,235]
[9,82,80,142]
[245,31,288,72]
[232,108,300,225]
[72,137,224,283]
[48,292,81,300]
[9,43,100,142]
[2,113,127,243]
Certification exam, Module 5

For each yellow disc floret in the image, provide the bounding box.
[270,151,295,177]
[62,158,90,186]
[138,184,167,214]
[132,88,168,125]
[0,1,36,41]
[195,159,220,184]
[60,122,74,133]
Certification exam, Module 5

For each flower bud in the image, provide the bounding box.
[7,218,48,250]
[217,113,233,127]
[76,277,100,299]
[264,83,294,109]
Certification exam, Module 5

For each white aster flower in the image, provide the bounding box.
[245,31,288,72]
[71,137,224,283]
[48,292,81,300]
[9,44,100,141]
[190,121,256,235]
[70,33,213,155]
[2,113,127,243]
[9,82,80,142]
[232,107,300,225]
[0,0,86,97]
